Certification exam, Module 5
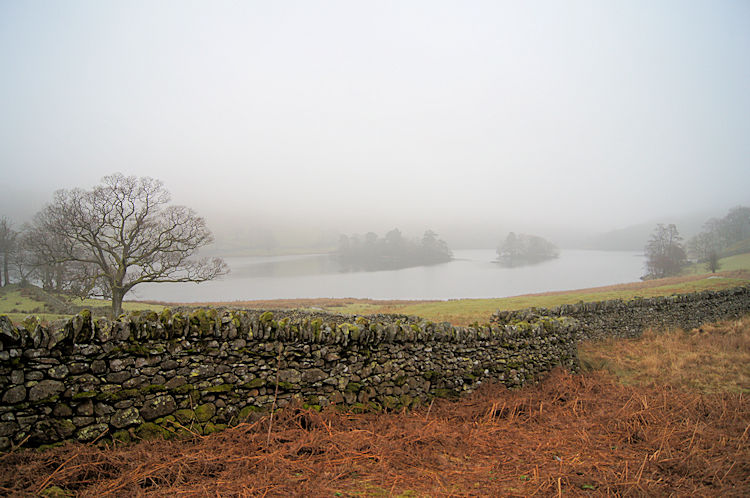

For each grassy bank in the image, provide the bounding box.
[207,270,750,326]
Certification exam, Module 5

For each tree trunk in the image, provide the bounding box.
[111,288,124,318]
[2,252,8,287]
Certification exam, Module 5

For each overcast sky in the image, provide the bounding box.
[1,0,749,241]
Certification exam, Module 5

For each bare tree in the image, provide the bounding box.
[31,174,228,316]
[0,218,17,287]
[643,224,687,279]
[688,231,722,273]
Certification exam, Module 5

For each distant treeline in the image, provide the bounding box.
[497,232,559,267]
[336,229,452,271]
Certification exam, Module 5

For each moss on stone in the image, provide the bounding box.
[96,388,139,403]
[194,403,216,422]
[204,383,232,394]
[422,370,439,381]
[174,409,195,424]
[135,422,171,440]
[72,391,98,400]
[344,382,362,393]
[434,388,459,399]
[140,384,167,394]
[112,430,131,443]
[171,383,195,395]
[239,405,264,420]
[259,311,274,323]
[239,378,265,389]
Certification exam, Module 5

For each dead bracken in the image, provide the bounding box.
[1,368,748,496]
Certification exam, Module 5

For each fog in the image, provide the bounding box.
[2,0,749,252]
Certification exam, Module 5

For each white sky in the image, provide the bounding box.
[1,0,749,239]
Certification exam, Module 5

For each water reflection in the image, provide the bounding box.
[134,249,645,302]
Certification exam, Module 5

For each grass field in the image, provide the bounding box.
[682,251,750,275]
[0,285,162,323]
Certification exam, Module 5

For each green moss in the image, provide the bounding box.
[122,343,151,356]
[259,311,274,323]
[72,391,98,400]
[171,383,195,395]
[394,375,407,386]
[96,388,139,402]
[239,405,265,420]
[239,378,265,389]
[135,422,171,440]
[399,394,414,407]
[204,383,233,394]
[422,370,439,381]
[112,430,132,443]
[174,409,195,424]
[194,403,216,422]
[344,382,362,393]
[382,395,399,410]
[302,403,322,412]
[434,388,459,399]
[40,485,73,497]
[140,384,167,394]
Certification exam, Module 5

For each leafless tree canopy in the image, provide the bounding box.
[643,223,687,280]
[31,174,227,315]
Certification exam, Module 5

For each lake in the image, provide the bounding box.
[131,249,645,303]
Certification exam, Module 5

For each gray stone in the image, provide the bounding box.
[2,386,26,404]
[76,423,108,442]
[52,419,76,438]
[72,416,95,427]
[111,407,143,428]
[91,359,107,374]
[52,404,73,417]
[140,395,177,421]
[165,375,187,389]
[94,402,115,416]
[76,400,94,416]
[106,371,131,384]
[278,369,302,384]
[10,370,24,384]
[48,364,69,380]
[28,380,65,402]
[302,368,328,383]
[110,358,127,372]
[25,371,43,381]
[0,421,19,437]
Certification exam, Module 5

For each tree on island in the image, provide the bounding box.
[643,224,687,279]
[337,229,452,271]
[497,232,559,267]
[28,174,228,316]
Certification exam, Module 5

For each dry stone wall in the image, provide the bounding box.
[492,285,750,340]
[0,309,578,450]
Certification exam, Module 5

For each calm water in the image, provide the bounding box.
[132,249,644,303]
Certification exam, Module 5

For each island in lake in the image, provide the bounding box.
[496,232,559,267]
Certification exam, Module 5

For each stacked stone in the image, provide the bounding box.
[0,309,578,450]
[491,285,750,340]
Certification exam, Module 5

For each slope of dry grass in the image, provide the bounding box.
[2,369,747,497]
[579,317,750,393]
[3,318,750,496]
